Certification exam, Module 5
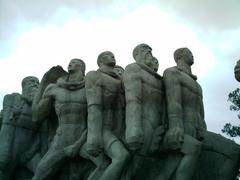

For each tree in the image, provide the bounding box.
[222,88,240,137]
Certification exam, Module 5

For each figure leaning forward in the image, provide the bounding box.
[32,59,91,180]
[85,51,130,180]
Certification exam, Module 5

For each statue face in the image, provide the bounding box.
[101,52,116,67]
[114,67,124,77]
[183,49,194,65]
[68,59,83,73]
[152,58,159,72]
[22,76,39,101]
[141,48,153,67]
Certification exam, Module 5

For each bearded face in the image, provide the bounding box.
[22,76,39,103]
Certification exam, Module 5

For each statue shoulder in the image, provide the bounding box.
[85,71,99,83]
[3,93,21,108]
[124,63,141,74]
[42,83,57,98]
[163,67,180,77]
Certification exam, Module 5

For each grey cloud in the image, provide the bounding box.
[0,0,116,57]
[159,0,240,31]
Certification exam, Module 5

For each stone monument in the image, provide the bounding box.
[0,45,239,180]
[0,76,40,180]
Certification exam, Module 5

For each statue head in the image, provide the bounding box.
[21,76,39,102]
[97,51,116,68]
[133,43,153,68]
[174,47,194,66]
[234,60,240,82]
[68,58,86,75]
[114,65,124,77]
[152,57,159,72]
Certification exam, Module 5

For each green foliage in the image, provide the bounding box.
[222,88,240,137]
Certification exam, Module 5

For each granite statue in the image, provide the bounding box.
[0,46,239,180]
[163,48,204,180]
[85,51,130,180]
[0,76,40,180]
[32,59,90,180]
[123,44,166,179]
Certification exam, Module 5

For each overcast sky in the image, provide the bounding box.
[0,0,240,140]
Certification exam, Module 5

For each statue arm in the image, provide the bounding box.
[35,84,55,123]
[123,64,143,150]
[163,69,184,149]
[32,65,67,122]
[199,96,207,130]
[85,71,103,156]
[163,69,184,130]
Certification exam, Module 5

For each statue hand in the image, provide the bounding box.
[164,127,184,150]
[86,143,102,157]
[64,144,79,158]
[126,135,144,152]
[197,128,206,141]
[149,125,165,153]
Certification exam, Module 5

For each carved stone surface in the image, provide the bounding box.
[123,44,166,179]
[0,76,40,180]
[85,51,129,180]
[0,46,239,180]
[32,59,91,180]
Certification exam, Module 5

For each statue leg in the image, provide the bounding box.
[99,130,130,180]
[175,134,201,180]
[80,143,110,180]
[32,145,67,180]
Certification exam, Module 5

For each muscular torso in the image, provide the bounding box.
[125,63,165,128]
[86,70,122,129]
[141,67,165,128]
[43,84,87,146]
[163,67,205,137]
[124,63,165,152]
[52,86,87,126]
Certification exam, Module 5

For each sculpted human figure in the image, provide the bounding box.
[85,51,130,180]
[163,48,205,180]
[0,76,39,180]
[123,44,166,178]
[32,59,89,180]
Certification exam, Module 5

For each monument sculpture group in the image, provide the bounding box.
[0,44,239,180]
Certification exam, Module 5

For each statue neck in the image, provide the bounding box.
[100,64,114,72]
[177,61,192,75]
[68,71,83,82]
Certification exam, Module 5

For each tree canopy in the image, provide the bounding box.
[222,88,240,137]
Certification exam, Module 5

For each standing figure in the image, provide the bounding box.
[123,44,166,178]
[32,59,89,180]
[163,48,205,180]
[0,76,40,180]
[85,51,130,180]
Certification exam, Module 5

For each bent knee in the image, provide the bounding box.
[114,149,130,164]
